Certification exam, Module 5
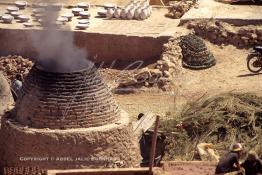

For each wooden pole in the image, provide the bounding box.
[149,115,160,174]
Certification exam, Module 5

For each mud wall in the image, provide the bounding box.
[0,28,169,63]
[0,111,140,170]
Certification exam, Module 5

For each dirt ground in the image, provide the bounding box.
[156,161,217,175]
[114,40,262,117]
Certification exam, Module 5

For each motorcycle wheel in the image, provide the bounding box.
[247,54,262,73]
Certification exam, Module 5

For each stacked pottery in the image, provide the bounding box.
[106,8,114,19]
[56,17,68,25]
[10,11,22,19]
[18,15,30,22]
[102,0,152,20]
[126,7,135,20]
[120,8,128,19]
[14,1,27,9]
[77,2,90,11]
[134,7,141,20]
[113,8,121,19]
[72,8,84,16]
[79,11,91,19]
[6,6,19,14]
[2,15,14,23]
[61,13,74,21]
[97,8,107,17]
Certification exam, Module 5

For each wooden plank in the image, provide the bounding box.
[149,115,160,173]
[132,112,156,138]
[47,168,151,175]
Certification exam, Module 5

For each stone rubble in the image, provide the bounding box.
[0,55,33,83]
[186,20,262,48]
[165,0,197,19]
[118,37,182,90]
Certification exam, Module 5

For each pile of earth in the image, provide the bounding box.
[165,0,197,19]
[186,20,262,48]
[160,93,262,160]
[0,55,33,83]
[117,37,182,91]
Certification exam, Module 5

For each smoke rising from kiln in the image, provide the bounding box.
[30,0,92,73]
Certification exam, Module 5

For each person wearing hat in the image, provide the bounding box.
[215,143,244,174]
[241,151,262,175]
[11,74,23,101]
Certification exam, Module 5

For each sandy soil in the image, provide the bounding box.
[156,161,216,175]
[114,41,262,117]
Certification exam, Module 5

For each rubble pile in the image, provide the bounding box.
[186,20,262,48]
[0,55,33,82]
[180,34,216,69]
[165,0,196,19]
[117,37,182,91]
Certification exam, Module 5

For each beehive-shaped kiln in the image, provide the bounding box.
[15,65,120,129]
[0,64,140,170]
[180,34,216,69]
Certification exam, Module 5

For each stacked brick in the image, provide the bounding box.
[15,65,120,129]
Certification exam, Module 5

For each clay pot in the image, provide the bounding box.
[113,8,121,19]
[23,22,33,27]
[97,9,107,17]
[77,2,90,11]
[127,7,135,20]
[2,15,14,23]
[56,17,68,24]
[79,11,91,19]
[78,19,89,24]
[10,11,22,19]
[6,6,19,13]
[134,8,141,20]
[61,13,74,21]
[72,8,84,16]
[18,15,30,22]
[140,8,148,20]
[106,8,114,19]
[14,1,27,9]
[120,8,128,19]
[76,23,89,30]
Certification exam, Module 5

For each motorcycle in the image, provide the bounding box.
[247,46,262,73]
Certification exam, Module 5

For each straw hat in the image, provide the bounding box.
[230,143,243,152]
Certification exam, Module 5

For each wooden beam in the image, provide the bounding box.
[149,115,160,174]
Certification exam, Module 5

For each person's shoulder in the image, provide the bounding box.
[229,152,238,156]
[228,152,239,159]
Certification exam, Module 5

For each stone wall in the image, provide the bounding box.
[186,20,262,48]
[0,110,140,170]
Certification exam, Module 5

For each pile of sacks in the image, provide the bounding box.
[0,55,33,83]
[118,37,182,90]
[106,0,152,20]
[165,0,196,19]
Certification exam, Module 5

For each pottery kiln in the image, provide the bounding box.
[0,63,140,169]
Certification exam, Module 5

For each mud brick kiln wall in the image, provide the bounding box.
[0,65,140,169]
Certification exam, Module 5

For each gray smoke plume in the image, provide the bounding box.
[30,0,92,73]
